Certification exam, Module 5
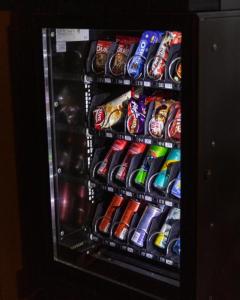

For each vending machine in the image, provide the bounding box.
[12,1,240,299]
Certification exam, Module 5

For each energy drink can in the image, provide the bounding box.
[115,143,146,182]
[114,199,140,240]
[171,172,181,199]
[153,148,181,191]
[131,204,165,247]
[98,195,124,234]
[135,145,168,186]
[97,139,128,177]
[154,207,180,249]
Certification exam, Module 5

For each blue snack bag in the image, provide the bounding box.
[127,31,163,80]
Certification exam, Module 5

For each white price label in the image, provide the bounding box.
[109,242,116,247]
[56,29,89,42]
[144,138,152,144]
[107,186,114,192]
[144,81,151,87]
[106,132,113,138]
[146,253,153,259]
[145,195,152,202]
[123,79,130,85]
[125,135,132,141]
[165,142,173,148]
[166,259,173,265]
[165,83,173,89]
[56,42,66,53]
[165,201,173,207]
[127,247,134,253]
[126,191,132,197]
[104,78,111,83]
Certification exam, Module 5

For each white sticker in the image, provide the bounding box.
[166,259,173,265]
[109,242,116,247]
[145,195,152,202]
[127,247,134,253]
[165,83,173,89]
[126,191,132,197]
[107,186,114,192]
[144,138,152,144]
[146,253,153,259]
[165,201,173,207]
[165,142,173,148]
[56,29,89,42]
[125,135,132,141]
[123,79,130,85]
[56,42,66,53]
[106,132,113,138]
[104,78,111,84]
[144,81,151,87]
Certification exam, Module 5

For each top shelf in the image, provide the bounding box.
[53,72,181,91]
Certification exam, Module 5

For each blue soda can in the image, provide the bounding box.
[171,172,181,199]
[127,31,162,80]
[131,204,165,247]
[153,148,181,191]
[172,238,181,256]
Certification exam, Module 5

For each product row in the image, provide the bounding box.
[90,89,181,142]
[91,140,181,199]
[93,194,180,264]
[86,31,181,84]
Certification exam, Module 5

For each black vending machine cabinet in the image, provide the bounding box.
[11,4,240,300]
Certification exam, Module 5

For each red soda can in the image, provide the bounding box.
[114,199,140,240]
[99,195,124,234]
[97,140,128,177]
[115,142,146,182]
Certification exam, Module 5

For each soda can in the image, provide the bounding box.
[154,207,180,249]
[127,31,161,80]
[98,195,124,234]
[131,204,165,247]
[115,143,146,182]
[153,148,181,191]
[97,139,128,177]
[171,172,181,199]
[135,145,168,186]
[114,199,140,240]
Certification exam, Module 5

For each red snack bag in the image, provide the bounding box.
[93,40,113,74]
[110,36,139,76]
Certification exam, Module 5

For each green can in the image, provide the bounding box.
[135,145,168,186]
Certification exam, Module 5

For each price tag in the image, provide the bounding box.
[56,42,66,53]
[122,245,127,251]
[145,195,152,202]
[127,247,134,253]
[144,81,151,87]
[106,132,113,138]
[92,236,99,241]
[165,201,173,207]
[123,79,130,85]
[109,242,116,247]
[141,252,146,257]
[166,259,173,265]
[107,186,114,192]
[165,142,173,148]
[144,138,152,144]
[125,135,132,141]
[157,82,164,88]
[160,257,165,263]
[118,79,123,84]
[136,81,143,86]
[104,78,111,84]
[146,253,153,259]
[165,83,173,89]
[126,191,133,197]
[56,29,89,42]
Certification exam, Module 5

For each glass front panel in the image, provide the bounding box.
[42,28,182,290]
